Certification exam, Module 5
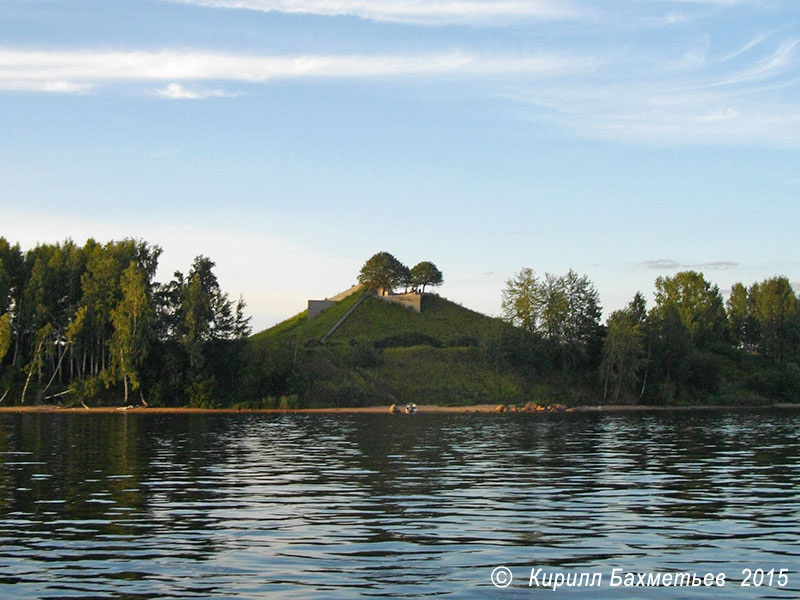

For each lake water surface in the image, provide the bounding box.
[0,409,798,598]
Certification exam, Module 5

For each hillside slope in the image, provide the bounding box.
[244,291,534,407]
[251,290,506,346]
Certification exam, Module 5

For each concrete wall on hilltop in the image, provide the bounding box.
[376,292,421,313]
[308,285,420,320]
[329,284,363,301]
[308,285,364,320]
[308,300,337,320]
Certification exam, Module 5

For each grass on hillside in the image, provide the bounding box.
[329,294,505,346]
[249,288,368,344]
[251,290,509,348]
[372,345,523,405]
[245,289,598,407]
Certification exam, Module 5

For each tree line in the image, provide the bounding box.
[0,237,250,407]
[2,237,797,407]
[502,267,800,404]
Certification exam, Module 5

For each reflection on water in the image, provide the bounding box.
[0,410,798,598]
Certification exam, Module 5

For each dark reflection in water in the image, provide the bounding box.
[0,410,798,598]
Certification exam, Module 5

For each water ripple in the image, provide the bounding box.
[0,410,798,598]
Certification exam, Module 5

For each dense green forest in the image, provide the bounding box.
[0,237,250,407]
[501,267,800,405]
[1,241,798,407]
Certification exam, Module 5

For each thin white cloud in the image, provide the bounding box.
[640,259,681,270]
[2,32,797,148]
[639,259,739,270]
[711,39,798,87]
[696,261,739,270]
[655,0,761,4]
[720,32,771,62]
[0,78,93,94]
[168,0,585,24]
[509,82,800,146]
[153,82,238,99]
[506,36,800,146]
[0,48,595,94]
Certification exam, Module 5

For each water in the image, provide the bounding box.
[0,409,798,598]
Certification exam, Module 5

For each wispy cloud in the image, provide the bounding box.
[0,78,94,94]
[2,28,797,149]
[654,0,763,5]
[695,261,739,270]
[640,259,681,270]
[506,35,800,146]
[0,48,595,94]
[639,259,739,270]
[153,82,238,99]
[720,32,771,62]
[168,0,586,25]
[710,39,798,87]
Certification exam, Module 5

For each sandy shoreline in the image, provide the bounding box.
[0,403,797,415]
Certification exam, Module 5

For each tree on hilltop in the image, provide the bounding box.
[358,252,408,295]
[410,261,443,293]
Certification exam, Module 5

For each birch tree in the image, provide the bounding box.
[108,263,152,404]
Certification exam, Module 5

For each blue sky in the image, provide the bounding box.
[2,0,798,330]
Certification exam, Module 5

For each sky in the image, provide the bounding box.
[2,0,799,331]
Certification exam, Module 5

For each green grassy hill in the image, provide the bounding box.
[243,287,800,410]
[250,288,367,344]
[331,293,499,345]
[244,290,536,408]
[252,289,506,346]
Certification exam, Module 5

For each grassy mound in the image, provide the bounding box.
[252,290,506,347]
[244,290,531,407]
